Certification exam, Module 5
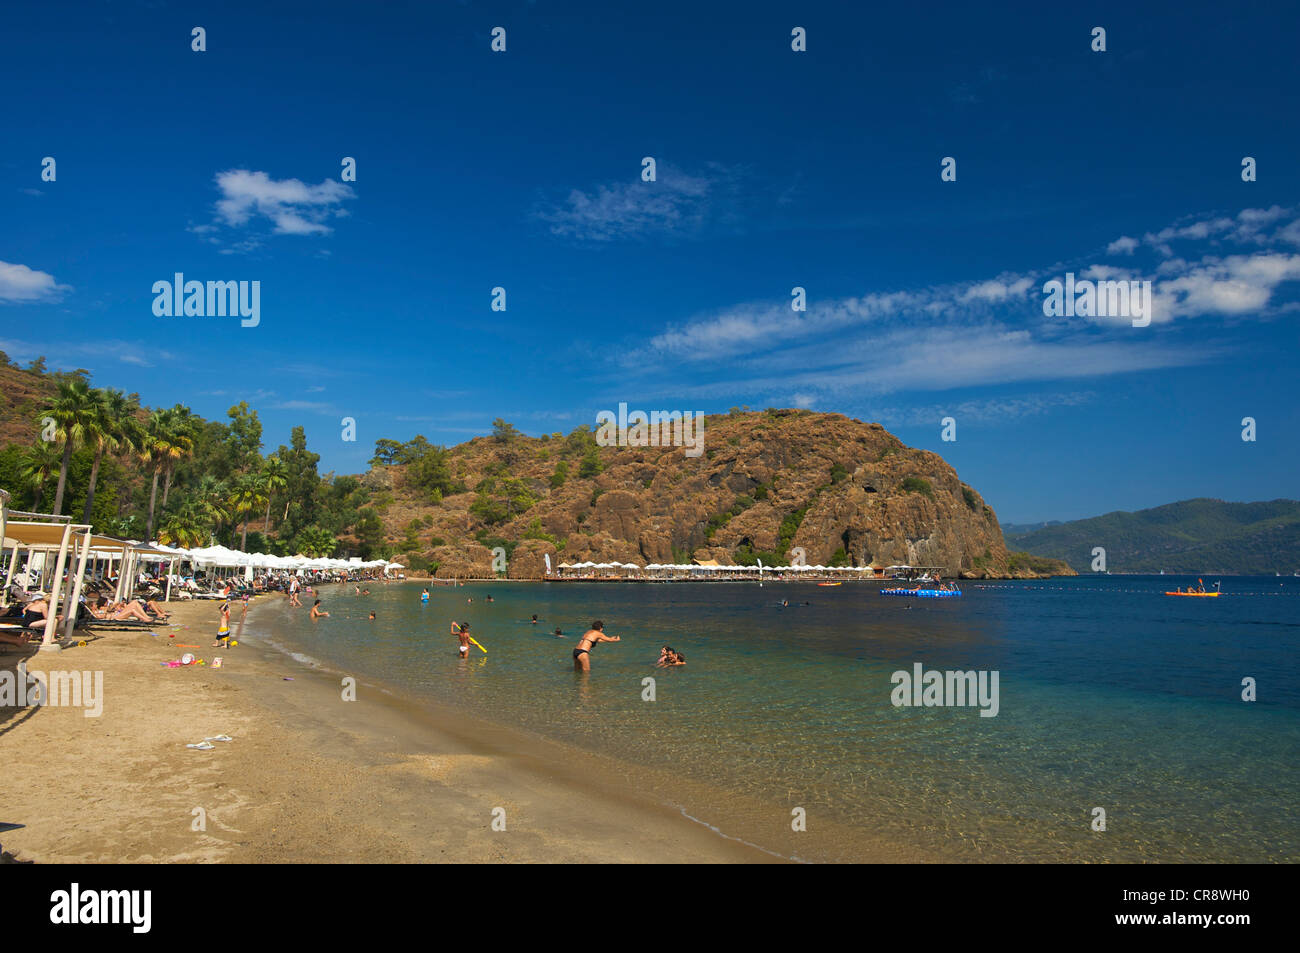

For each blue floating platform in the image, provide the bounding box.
[880,588,963,598]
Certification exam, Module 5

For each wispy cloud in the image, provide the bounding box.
[622,205,1300,404]
[0,337,175,369]
[0,260,69,302]
[535,163,741,241]
[270,399,336,413]
[865,392,1098,428]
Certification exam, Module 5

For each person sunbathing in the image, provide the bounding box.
[0,628,37,646]
[89,598,153,623]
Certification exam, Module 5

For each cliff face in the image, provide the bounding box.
[376,409,1025,578]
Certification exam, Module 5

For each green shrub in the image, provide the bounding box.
[579,451,602,479]
[550,460,568,488]
[901,476,934,499]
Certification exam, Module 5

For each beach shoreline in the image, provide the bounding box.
[1,595,799,864]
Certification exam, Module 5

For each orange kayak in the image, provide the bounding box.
[1165,591,1219,597]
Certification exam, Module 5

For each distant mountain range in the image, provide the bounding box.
[1004,499,1300,575]
[1000,520,1063,537]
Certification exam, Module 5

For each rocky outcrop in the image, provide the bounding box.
[374,410,1041,578]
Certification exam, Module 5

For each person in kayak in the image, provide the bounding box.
[573,620,620,672]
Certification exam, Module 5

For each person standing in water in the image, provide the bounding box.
[421,588,429,603]
[573,620,620,672]
[454,621,472,658]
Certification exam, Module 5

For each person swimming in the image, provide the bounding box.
[530,614,539,624]
[554,627,564,638]
[657,646,685,667]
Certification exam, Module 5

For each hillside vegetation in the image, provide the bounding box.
[1005,498,1300,574]
[0,354,1051,577]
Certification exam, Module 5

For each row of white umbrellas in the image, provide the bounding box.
[558,562,881,571]
[146,542,397,572]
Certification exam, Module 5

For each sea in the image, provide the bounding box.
[244,574,1299,862]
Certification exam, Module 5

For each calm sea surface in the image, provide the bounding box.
[246,575,1299,862]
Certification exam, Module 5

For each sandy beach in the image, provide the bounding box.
[0,597,783,864]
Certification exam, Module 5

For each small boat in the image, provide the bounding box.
[1165,579,1220,597]
[817,581,842,587]
[881,588,962,598]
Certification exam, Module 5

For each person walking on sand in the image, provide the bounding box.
[212,601,232,648]
[573,620,620,673]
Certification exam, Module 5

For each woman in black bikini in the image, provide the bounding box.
[573,620,620,672]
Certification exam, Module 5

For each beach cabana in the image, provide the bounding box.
[0,518,126,650]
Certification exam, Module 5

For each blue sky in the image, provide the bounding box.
[3,0,1298,523]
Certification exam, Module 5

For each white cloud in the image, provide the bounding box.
[625,205,1300,400]
[0,260,68,302]
[1155,253,1300,319]
[211,169,354,237]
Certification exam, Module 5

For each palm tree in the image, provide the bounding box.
[140,410,174,540]
[192,476,231,531]
[228,474,267,551]
[158,503,208,548]
[19,441,62,509]
[82,388,140,525]
[260,455,288,532]
[160,405,196,508]
[40,377,97,515]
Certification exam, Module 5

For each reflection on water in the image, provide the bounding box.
[252,577,1300,862]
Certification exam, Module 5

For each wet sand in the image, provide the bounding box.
[0,597,782,863]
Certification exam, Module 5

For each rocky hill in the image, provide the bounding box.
[368,409,1040,579]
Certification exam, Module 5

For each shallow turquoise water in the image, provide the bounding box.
[252,576,1300,862]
